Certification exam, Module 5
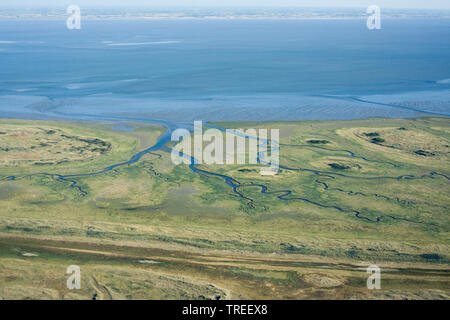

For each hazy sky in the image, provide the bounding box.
[4,0,450,9]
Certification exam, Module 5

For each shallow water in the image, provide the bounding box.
[0,18,449,121]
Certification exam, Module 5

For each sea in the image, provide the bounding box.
[0,18,449,122]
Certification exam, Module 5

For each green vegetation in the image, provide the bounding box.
[0,117,448,300]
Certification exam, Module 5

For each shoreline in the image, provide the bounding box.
[1,91,449,123]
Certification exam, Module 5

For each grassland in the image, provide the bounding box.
[0,117,448,300]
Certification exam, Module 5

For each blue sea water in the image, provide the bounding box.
[0,18,449,121]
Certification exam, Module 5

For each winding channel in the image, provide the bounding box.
[1,113,449,225]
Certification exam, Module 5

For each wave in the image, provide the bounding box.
[436,78,450,84]
[65,84,83,90]
[0,40,46,44]
[64,78,140,90]
[103,41,181,46]
[12,88,36,92]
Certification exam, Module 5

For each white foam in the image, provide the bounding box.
[13,88,36,92]
[64,78,140,90]
[0,41,45,44]
[436,78,450,84]
[65,84,83,90]
[105,41,181,46]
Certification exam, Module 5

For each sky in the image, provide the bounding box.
[3,0,450,9]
